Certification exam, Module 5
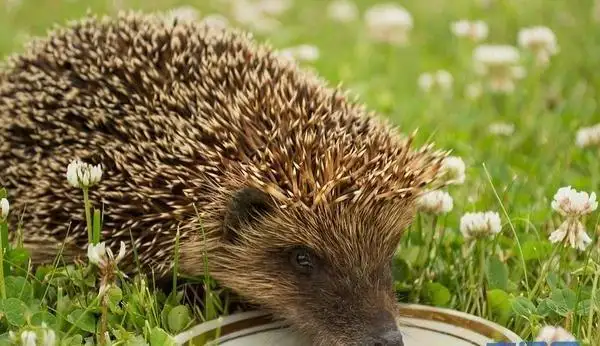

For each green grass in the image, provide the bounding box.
[1,0,600,345]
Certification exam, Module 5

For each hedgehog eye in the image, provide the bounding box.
[289,246,315,275]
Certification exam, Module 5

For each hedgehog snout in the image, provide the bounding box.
[363,331,404,346]
[363,311,404,346]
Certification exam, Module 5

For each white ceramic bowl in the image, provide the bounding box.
[174,304,522,345]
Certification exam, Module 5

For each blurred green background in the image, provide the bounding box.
[1,0,600,343]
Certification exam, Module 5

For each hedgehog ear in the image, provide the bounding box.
[222,187,274,243]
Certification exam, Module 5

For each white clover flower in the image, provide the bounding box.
[4,0,22,11]
[473,44,524,93]
[474,44,520,67]
[113,241,127,263]
[517,26,558,66]
[488,122,515,136]
[21,331,37,346]
[278,45,320,62]
[87,241,126,269]
[364,3,413,46]
[254,0,293,16]
[165,5,200,23]
[418,73,434,92]
[535,326,576,343]
[451,20,488,42]
[230,0,290,34]
[464,83,483,100]
[549,219,592,251]
[551,186,597,217]
[549,186,597,251]
[327,0,358,22]
[417,190,453,215]
[575,123,600,148]
[41,323,56,346]
[478,0,493,8]
[0,198,8,221]
[418,70,453,93]
[87,242,106,265]
[200,14,229,30]
[66,159,103,189]
[460,211,502,239]
[439,156,466,185]
[435,70,453,90]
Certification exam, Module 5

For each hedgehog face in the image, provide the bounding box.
[212,187,412,346]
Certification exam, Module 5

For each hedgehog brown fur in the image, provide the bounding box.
[0,11,447,345]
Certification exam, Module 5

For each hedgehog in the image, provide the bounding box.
[0,11,447,346]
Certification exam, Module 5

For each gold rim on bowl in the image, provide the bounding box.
[174,304,522,345]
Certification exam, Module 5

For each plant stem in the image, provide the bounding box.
[422,217,438,270]
[483,164,530,295]
[173,228,180,294]
[465,242,476,313]
[83,188,93,244]
[477,241,487,317]
[528,243,561,300]
[92,209,102,244]
[415,216,438,302]
[99,294,108,345]
[0,227,6,300]
[587,268,599,340]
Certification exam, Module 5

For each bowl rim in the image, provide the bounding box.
[397,303,522,342]
[175,303,522,344]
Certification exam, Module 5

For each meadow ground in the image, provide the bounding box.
[0,0,600,345]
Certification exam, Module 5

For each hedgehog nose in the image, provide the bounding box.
[365,330,404,346]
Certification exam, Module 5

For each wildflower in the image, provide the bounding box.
[549,219,592,251]
[473,44,524,93]
[4,0,21,11]
[21,331,37,346]
[535,326,576,343]
[551,186,597,217]
[517,26,558,66]
[200,14,229,30]
[364,3,413,45]
[254,0,292,16]
[451,20,488,42]
[278,45,320,62]
[478,0,493,9]
[327,0,358,22]
[417,190,453,215]
[464,83,483,100]
[417,70,453,93]
[87,242,106,266]
[87,241,127,269]
[66,159,103,189]
[460,211,502,239]
[0,198,8,220]
[230,0,290,34]
[164,5,200,23]
[575,123,600,148]
[41,323,56,346]
[439,156,466,185]
[488,122,515,136]
[549,186,597,251]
